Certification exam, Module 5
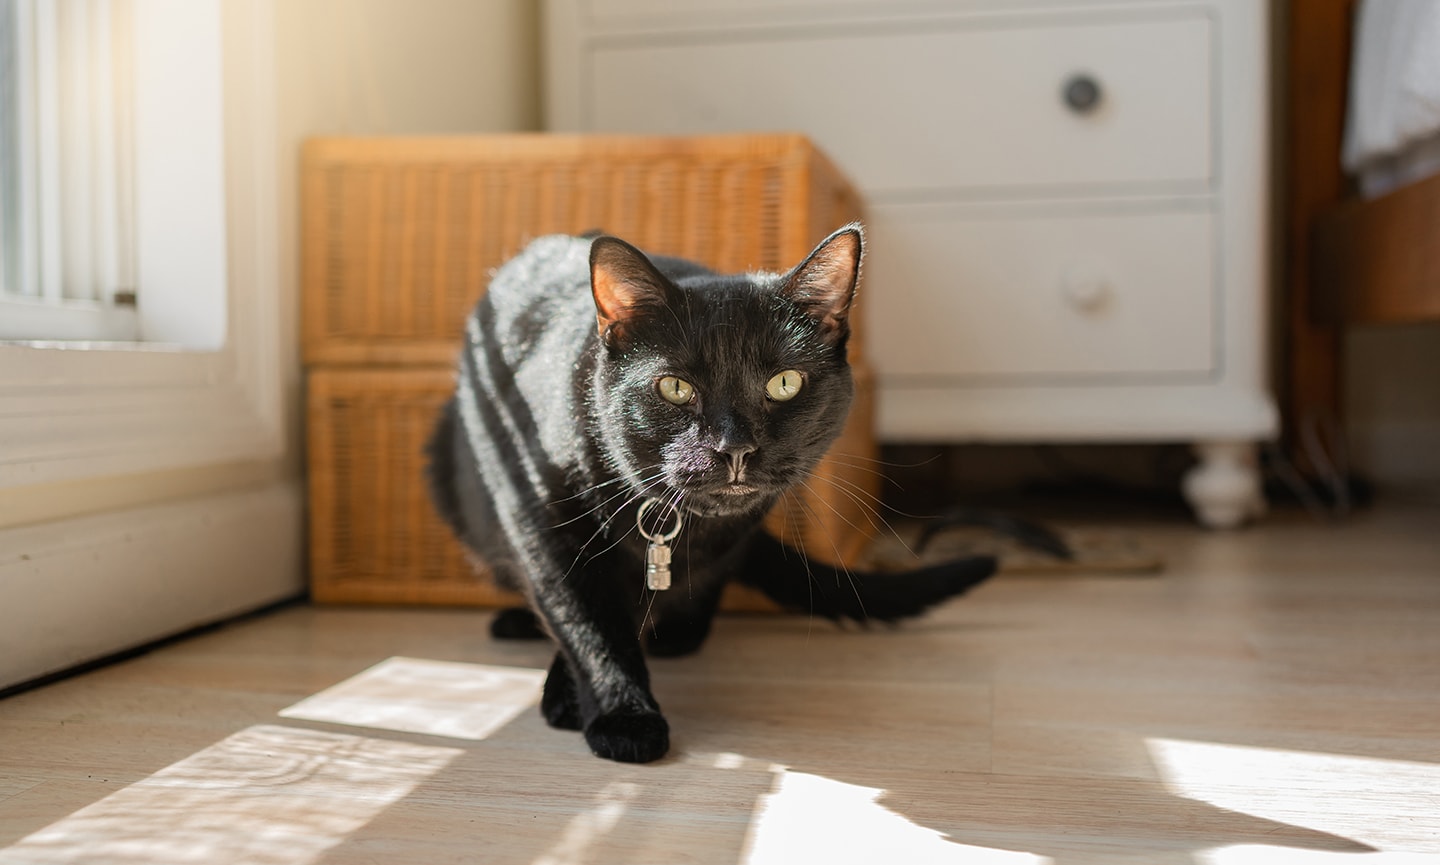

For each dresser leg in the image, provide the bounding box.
[1182,441,1265,528]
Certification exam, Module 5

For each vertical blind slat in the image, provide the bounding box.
[14,0,42,301]
[0,0,17,297]
[33,0,63,301]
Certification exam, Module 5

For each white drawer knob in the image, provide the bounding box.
[1062,263,1110,312]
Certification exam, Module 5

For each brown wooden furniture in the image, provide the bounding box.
[302,134,874,608]
[1283,1,1440,468]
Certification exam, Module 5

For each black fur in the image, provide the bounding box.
[426,226,995,763]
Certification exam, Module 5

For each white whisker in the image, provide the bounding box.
[561,476,667,582]
[807,471,920,560]
[796,474,888,549]
[547,468,666,530]
[780,489,817,641]
[792,481,868,621]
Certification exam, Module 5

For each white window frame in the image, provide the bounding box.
[0,0,285,497]
[0,295,140,341]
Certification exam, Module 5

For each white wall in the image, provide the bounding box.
[275,0,539,137]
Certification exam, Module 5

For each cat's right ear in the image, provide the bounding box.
[590,237,676,346]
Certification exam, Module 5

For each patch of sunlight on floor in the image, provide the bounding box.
[1198,847,1440,864]
[739,768,1051,865]
[0,725,462,865]
[532,781,640,865]
[1147,738,1440,859]
[279,656,546,741]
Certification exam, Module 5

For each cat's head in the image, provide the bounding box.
[588,225,862,519]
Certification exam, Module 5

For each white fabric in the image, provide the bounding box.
[1343,0,1440,196]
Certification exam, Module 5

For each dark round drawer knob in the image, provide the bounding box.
[1062,74,1103,114]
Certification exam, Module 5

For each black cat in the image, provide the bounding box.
[426,225,995,763]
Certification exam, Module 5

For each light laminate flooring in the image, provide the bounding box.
[1,503,1438,864]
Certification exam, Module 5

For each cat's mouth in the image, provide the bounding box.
[678,482,771,517]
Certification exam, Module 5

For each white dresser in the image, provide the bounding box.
[544,0,1276,527]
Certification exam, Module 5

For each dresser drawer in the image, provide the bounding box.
[584,9,1213,194]
[866,205,1215,380]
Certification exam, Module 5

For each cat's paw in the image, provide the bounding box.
[584,710,670,763]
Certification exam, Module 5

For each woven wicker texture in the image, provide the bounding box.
[303,134,874,609]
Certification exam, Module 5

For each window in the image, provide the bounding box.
[0,0,225,348]
[0,0,273,496]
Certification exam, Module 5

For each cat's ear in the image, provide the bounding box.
[781,223,863,345]
[590,236,677,346]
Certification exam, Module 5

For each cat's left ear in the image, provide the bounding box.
[590,236,679,346]
[781,223,863,346]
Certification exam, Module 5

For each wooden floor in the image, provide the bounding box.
[1,502,1438,864]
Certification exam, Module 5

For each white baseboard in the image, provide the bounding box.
[0,481,304,690]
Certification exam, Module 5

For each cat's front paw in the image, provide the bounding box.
[584,710,670,763]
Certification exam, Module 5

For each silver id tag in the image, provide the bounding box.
[645,541,673,591]
[636,498,683,591]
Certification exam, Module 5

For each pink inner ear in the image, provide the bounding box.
[589,237,674,338]
[790,230,861,326]
[591,264,634,330]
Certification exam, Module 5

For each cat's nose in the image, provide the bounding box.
[719,443,757,482]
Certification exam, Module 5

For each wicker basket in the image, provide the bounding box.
[303,134,876,609]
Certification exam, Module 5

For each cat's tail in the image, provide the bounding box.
[737,532,996,624]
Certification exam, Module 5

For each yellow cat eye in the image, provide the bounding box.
[766,369,804,402]
[658,376,696,406]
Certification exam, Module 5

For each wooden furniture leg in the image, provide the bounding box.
[1281,0,1355,474]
